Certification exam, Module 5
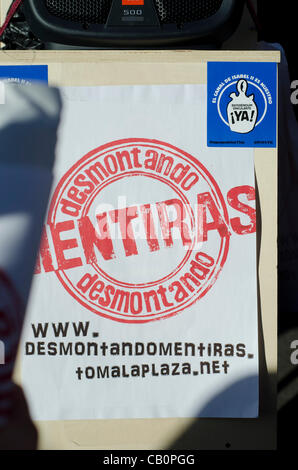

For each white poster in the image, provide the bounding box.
[21,84,258,420]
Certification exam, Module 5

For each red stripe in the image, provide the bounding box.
[0,0,24,38]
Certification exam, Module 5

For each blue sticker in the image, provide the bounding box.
[0,65,48,85]
[207,62,277,147]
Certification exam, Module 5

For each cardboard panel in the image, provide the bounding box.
[0,4,279,448]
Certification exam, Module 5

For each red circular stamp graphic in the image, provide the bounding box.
[47,138,230,323]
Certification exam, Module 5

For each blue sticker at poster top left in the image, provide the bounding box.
[0,65,48,84]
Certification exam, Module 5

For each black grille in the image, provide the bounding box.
[45,0,224,25]
[45,0,112,24]
[155,0,223,24]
